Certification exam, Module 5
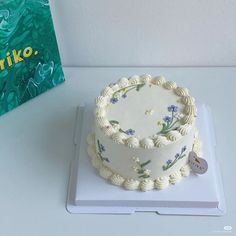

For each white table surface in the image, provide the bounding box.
[0,67,235,236]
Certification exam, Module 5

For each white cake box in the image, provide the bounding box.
[66,104,226,215]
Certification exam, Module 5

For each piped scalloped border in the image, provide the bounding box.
[95,75,197,149]
[87,132,202,192]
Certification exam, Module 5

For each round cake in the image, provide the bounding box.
[87,74,201,191]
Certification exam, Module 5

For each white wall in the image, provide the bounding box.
[50,0,236,67]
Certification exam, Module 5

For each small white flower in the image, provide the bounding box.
[145,109,154,115]
[132,156,140,163]
[112,123,120,130]
[144,169,151,175]
[151,134,158,139]
[132,166,138,172]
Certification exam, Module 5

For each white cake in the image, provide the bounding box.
[87,75,201,191]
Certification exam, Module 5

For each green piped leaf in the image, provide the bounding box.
[139,174,150,179]
[136,83,145,91]
[103,158,110,163]
[137,169,144,174]
[97,140,102,153]
[140,160,151,168]
[109,120,119,125]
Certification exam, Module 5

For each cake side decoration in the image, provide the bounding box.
[96,140,110,163]
[155,176,170,189]
[124,179,140,190]
[87,131,202,191]
[162,146,187,171]
[110,174,125,186]
[132,157,151,179]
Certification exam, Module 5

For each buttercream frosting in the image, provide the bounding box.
[184,105,197,116]
[169,171,182,184]
[102,125,116,136]
[118,77,129,88]
[151,76,166,85]
[126,137,140,148]
[180,164,191,177]
[111,132,127,144]
[140,74,152,83]
[91,156,101,169]
[110,83,120,92]
[181,96,195,105]
[96,117,110,127]
[163,81,177,90]
[99,166,113,179]
[95,107,106,117]
[178,124,192,136]
[155,176,170,189]
[101,87,113,97]
[140,179,154,191]
[140,138,154,149]
[128,75,140,85]
[110,174,125,186]
[86,133,95,146]
[123,178,140,190]
[166,130,182,141]
[87,133,202,191]
[89,74,200,192]
[175,87,189,97]
[181,115,195,125]
[94,75,197,148]
[153,136,170,147]
[95,96,107,108]
[87,146,97,159]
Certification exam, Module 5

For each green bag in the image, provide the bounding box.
[0,0,65,116]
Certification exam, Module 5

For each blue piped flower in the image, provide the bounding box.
[122,94,127,98]
[125,129,135,135]
[163,116,172,123]
[175,153,180,159]
[168,105,178,112]
[166,159,172,165]
[181,146,187,153]
[110,97,118,104]
[100,144,106,152]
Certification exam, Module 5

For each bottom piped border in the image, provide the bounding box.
[86,133,202,192]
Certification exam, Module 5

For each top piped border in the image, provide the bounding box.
[94,74,197,149]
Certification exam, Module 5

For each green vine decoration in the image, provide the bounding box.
[132,157,151,179]
[162,146,187,171]
[97,140,109,163]
[110,83,145,104]
[109,120,135,135]
[157,105,181,135]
